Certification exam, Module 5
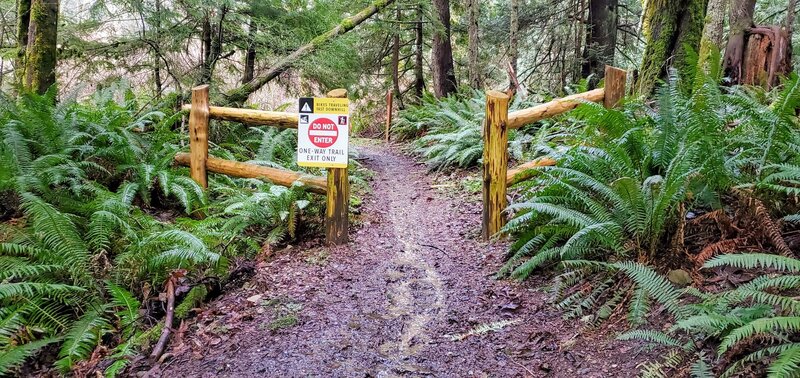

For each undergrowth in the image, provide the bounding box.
[0,84,355,376]
[499,71,800,376]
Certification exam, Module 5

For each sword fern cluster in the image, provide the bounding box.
[0,85,324,375]
[502,73,800,376]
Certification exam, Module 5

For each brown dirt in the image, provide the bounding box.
[142,145,651,377]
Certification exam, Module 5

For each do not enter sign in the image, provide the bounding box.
[297,97,349,168]
[308,118,338,148]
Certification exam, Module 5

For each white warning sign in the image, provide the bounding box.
[297,97,349,168]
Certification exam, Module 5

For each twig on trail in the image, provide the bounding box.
[421,244,450,257]
[150,275,177,362]
[505,352,537,377]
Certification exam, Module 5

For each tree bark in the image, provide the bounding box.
[509,0,519,74]
[697,0,727,76]
[153,0,163,98]
[722,0,755,84]
[223,0,397,106]
[413,4,424,101]
[467,0,480,88]
[242,13,257,84]
[581,0,618,87]
[15,0,31,92]
[636,0,708,95]
[431,0,457,97]
[390,6,404,109]
[21,0,59,94]
[200,7,227,85]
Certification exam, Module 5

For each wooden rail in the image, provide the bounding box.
[482,65,627,240]
[181,104,299,129]
[180,86,350,245]
[174,154,327,194]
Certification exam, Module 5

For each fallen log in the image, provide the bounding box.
[507,88,605,130]
[223,0,397,105]
[174,153,327,194]
[181,104,298,128]
[506,157,557,186]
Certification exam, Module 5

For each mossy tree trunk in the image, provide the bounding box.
[697,0,727,77]
[19,0,59,95]
[581,0,618,88]
[14,0,31,92]
[636,0,708,95]
[431,0,457,98]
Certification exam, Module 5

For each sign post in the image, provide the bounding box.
[298,90,350,245]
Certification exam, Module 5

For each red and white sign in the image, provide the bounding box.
[297,97,349,168]
[308,118,338,148]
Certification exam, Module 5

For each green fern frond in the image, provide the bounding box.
[0,337,61,375]
[704,254,800,273]
[719,317,800,355]
[55,307,112,371]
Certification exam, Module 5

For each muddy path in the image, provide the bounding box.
[150,145,648,377]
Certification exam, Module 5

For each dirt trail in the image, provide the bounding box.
[152,145,647,378]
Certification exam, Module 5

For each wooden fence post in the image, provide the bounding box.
[188,85,210,188]
[482,90,511,240]
[325,89,349,245]
[385,89,393,143]
[604,66,627,109]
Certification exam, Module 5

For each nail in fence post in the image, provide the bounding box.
[482,90,511,240]
[325,89,350,245]
[188,85,210,189]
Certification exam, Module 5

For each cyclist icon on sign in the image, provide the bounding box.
[338,116,348,125]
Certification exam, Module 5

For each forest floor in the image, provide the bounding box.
[142,142,654,377]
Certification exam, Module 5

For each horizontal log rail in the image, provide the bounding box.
[506,157,557,186]
[507,88,605,130]
[481,65,628,240]
[181,85,350,245]
[174,153,326,194]
[181,104,299,128]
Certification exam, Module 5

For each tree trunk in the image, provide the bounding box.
[153,0,163,98]
[242,14,257,84]
[741,26,791,89]
[722,0,755,84]
[581,0,618,87]
[431,0,457,97]
[509,0,519,73]
[787,0,796,34]
[224,0,397,105]
[581,0,619,89]
[391,6,404,109]
[636,0,708,95]
[201,13,212,83]
[15,0,31,92]
[413,4,424,101]
[200,7,227,85]
[21,0,59,94]
[467,0,480,88]
[697,0,727,76]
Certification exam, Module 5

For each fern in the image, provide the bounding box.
[0,337,61,375]
[56,307,112,371]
